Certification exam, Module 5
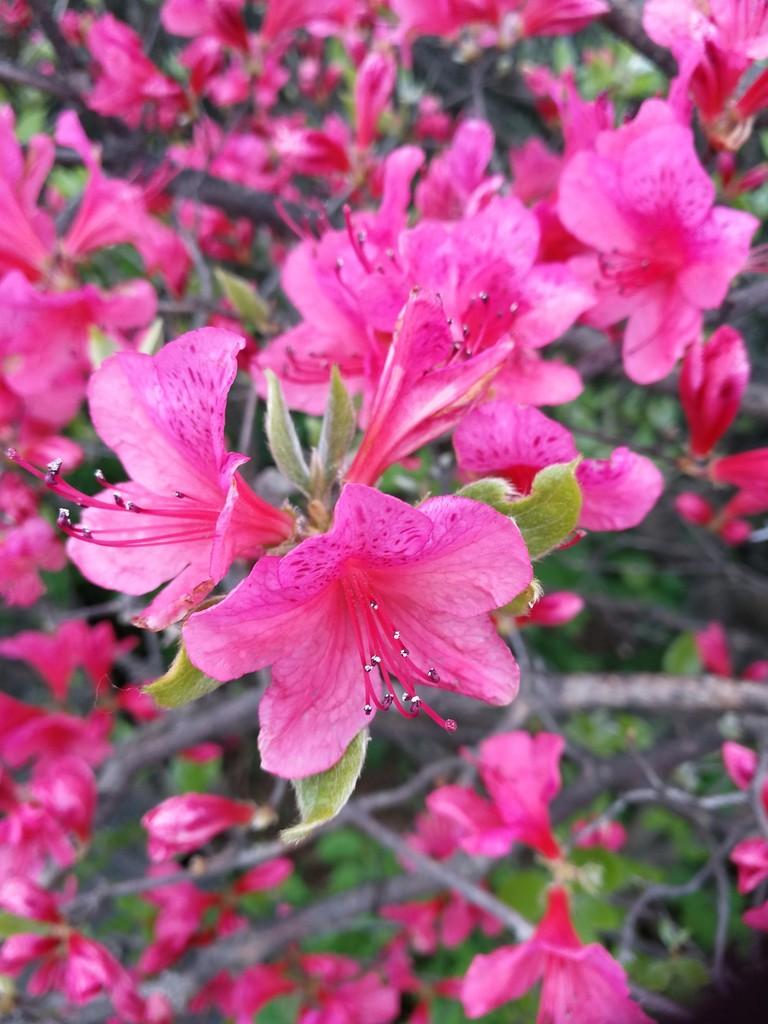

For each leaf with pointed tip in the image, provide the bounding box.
[0,911,55,938]
[316,366,357,490]
[509,460,582,560]
[281,730,368,844]
[214,268,271,333]
[144,643,221,709]
[264,370,310,493]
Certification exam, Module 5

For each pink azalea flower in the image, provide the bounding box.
[0,620,132,702]
[260,0,356,42]
[190,966,295,1022]
[0,104,54,281]
[85,14,188,130]
[0,515,66,607]
[355,50,397,149]
[11,328,293,630]
[644,0,768,142]
[414,119,501,220]
[184,483,532,777]
[142,793,257,862]
[0,694,112,767]
[161,0,249,50]
[298,954,399,1024]
[572,818,628,852]
[744,898,768,930]
[679,326,749,456]
[454,399,664,531]
[462,886,652,1021]
[518,591,584,627]
[710,447,768,502]
[382,893,501,954]
[722,739,760,790]
[695,622,733,677]
[558,100,758,382]
[257,145,424,414]
[428,731,564,859]
[138,880,218,975]
[344,291,519,486]
[731,837,768,893]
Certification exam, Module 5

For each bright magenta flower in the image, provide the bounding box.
[695,621,733,677]
[710,447,768,502]
[184,483,531,777]
[462,886,652,1021]
[679,326,749,456]
[345,291,517,486]
[731,837,768,894]
[559,100,757,382]
[454,399,664,531]
[11,328,293,629]
[518,591,584,627]
[428,731,564,859]
[142,793,256,862]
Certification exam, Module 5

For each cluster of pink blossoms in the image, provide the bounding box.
[1,0,767,1020]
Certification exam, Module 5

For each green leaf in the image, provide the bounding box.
[500,579,543,616]
[281,730,368,844]
[0,911,55,938]
[144,644,221,709]
[264,370,310,493]
[315,366,357,492]
[509,461,582,559]
[214,268,271,333]
[662,632,701,675]
[457,477,518,511]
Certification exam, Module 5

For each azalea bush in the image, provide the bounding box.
[1,0,768,1021]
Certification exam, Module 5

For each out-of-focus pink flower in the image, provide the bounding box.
[0,515,66,608]
[161,0,248,50]
[454,400,664,532]
[185,483,531,777]
[711,448,768,502]
[415,119,500,220]
[572,817,627,852]
[0,694,111,767]
[731,837,768,893]
[382,893,501,954]
[679,327,749,456]
[85,14,188,130]
[142,793,256,862]
[744,661,768,682]
[559,100,757,382]
[260,0,356,42]
[695,622,733,677]
[675,492,714,526]
[355,50,397,149]
[462,886,652,1021]
[518,592,584,627]
[744,898,768,930]
[429,731,564,859]
[722,740,759,791]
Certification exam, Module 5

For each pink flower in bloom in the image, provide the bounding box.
[85,14,188,130]
[0,693,112,767]
[462,886,652,1021]
[731,837,768,893]
[11,329,293,630]
[344,291,518,486]
[382,894,501,954]
[141,793,256,862]
[454,399,664,531]
[184,483,531,777]
[161,0,248,50]
[298,954,399,1024]
[679,326,749,456]
[414,119,500,220]
[643,0,768,143]
[559,100,757,382]
[695,621,733,676]
[257,145,424,414]
[428,731,564,859]
[0,515,66,607]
